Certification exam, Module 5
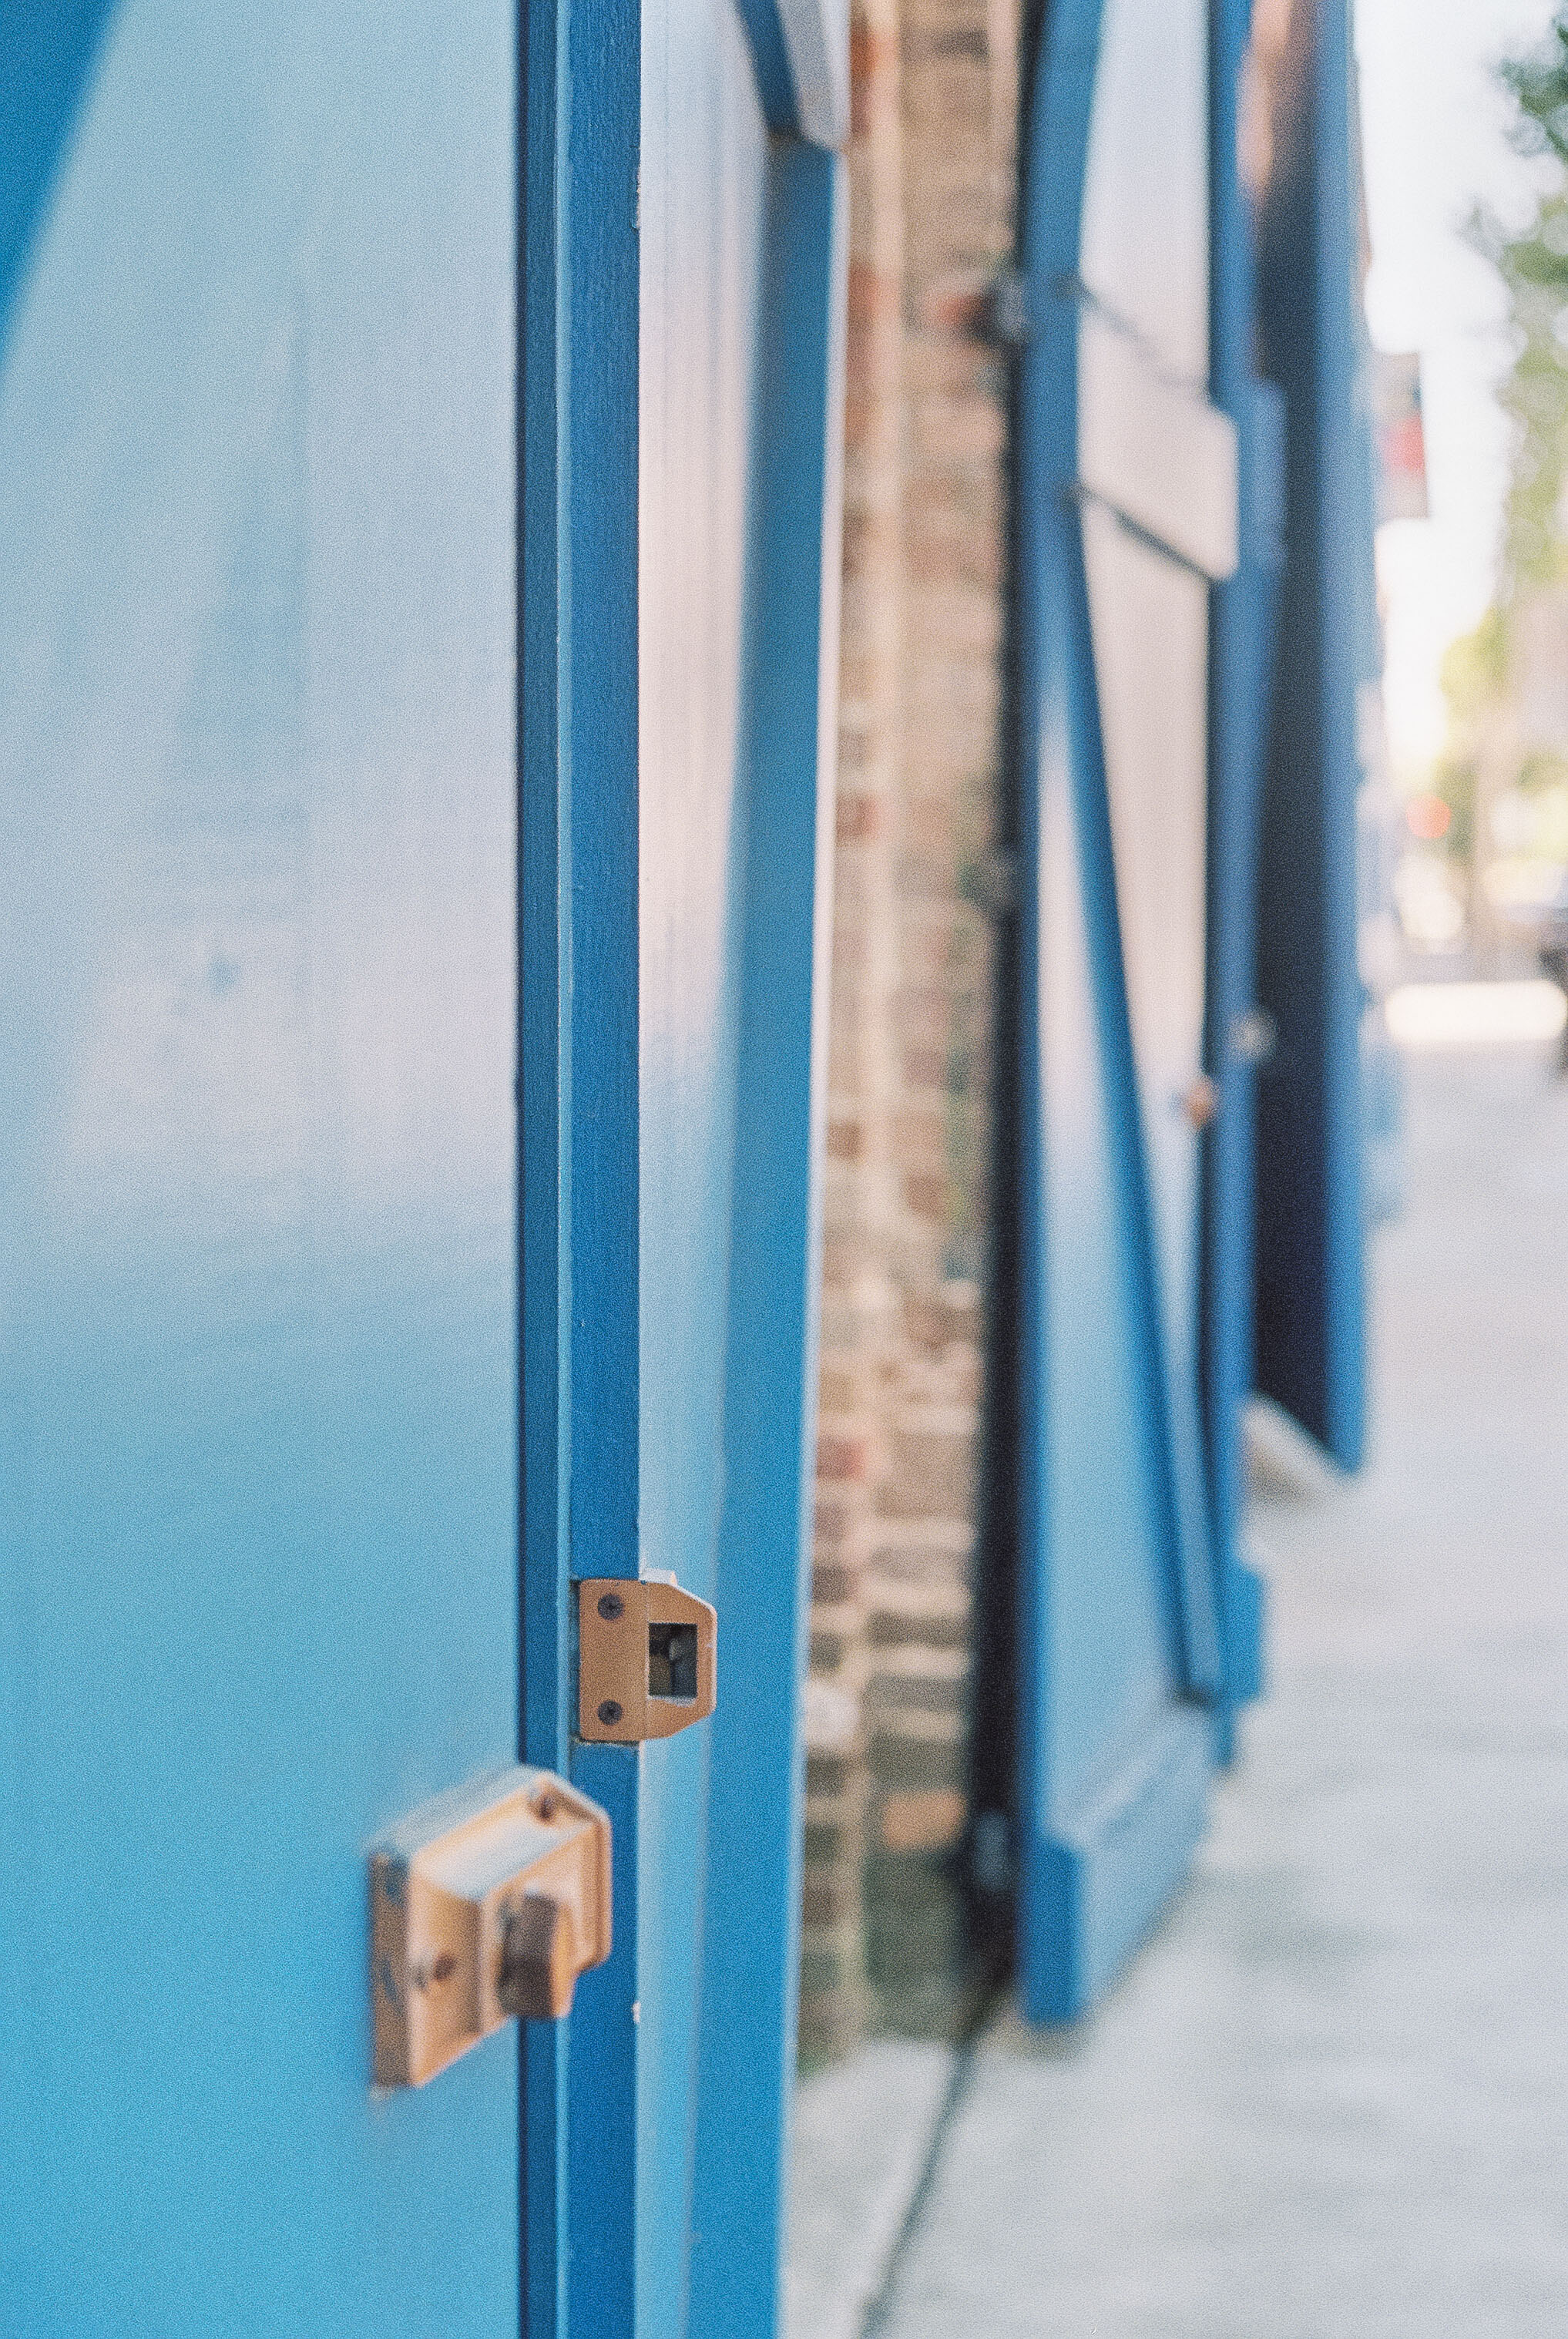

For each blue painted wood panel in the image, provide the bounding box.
[0,3,519,2331]
[1014,0,1234,2022]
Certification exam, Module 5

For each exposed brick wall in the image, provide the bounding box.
[798,0,1020,2058]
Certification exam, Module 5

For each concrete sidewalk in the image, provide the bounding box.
[787,1040,1568,2337]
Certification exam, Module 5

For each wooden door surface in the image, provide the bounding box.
[1,3,520,2329]
[1013,0,1238,2021]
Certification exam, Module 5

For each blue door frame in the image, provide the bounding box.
[519,2,846,2333]
[1203,0,1284,1728]
[1251,0,1375,1470]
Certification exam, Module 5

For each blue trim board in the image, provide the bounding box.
[734,0,849,147]
[1062,516,1224,1707]
[1251,0,1370,1470]
[734,0,799,130]
[558,0,642,2300]
[1202,0,1278,1734]
[517,0,570,2323]
[1025,1706,1212,2023]
[1012,0,1096,2025]
[688,139,847,2339]
[0,0,119,355]
[519,0,642,2327]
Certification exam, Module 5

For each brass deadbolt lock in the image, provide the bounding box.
[371,1765,612,2088]
[577,1578,717,1743]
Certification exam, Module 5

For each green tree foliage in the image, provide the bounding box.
[1486,12,1568,592]
[1433,608,1510,857]
[1438,8,1568,833]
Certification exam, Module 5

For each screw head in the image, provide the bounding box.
[597,1699,623,1726]
[413,1950,458,1991]
[597,1591,625,1620]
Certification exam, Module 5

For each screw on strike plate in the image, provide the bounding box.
[597,1592,625,1620]
[598,1700,623,1726]
[411,1951,458,1991]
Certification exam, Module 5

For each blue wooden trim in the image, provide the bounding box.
[557,0,642,2292]
[1024,1704,1211,2021]
[519,0,566,1800]
[1252,0,1370,1468]
[734,0,798,130]
[1201,0,1278,1736]
[518,0,569,2324]
[564,1744,642,2337]
[1013,0,1096,2028]
[687,139,847,2339]
[1063,515,1224,1704]
[734,0,848,149]
[519,0,642,2325]
[1018,2,1220,1714]
[0,0,118,355]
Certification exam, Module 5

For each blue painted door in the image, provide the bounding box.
[2,2,844,2335]
[520,4,844,2337]
[0,1,522,2331]
[1014,0,1246,2020]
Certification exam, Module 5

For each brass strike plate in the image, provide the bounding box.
[577,1578,717,1743]
[370,1765,611,2089]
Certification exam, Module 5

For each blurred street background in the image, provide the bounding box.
[791,1025,1568,2338]
[788,2,1568,2328]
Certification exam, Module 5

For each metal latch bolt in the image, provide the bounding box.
[577,1578,717,1742]
[371,1765,612,2088]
